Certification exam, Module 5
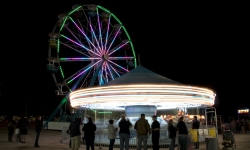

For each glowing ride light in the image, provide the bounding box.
[48,4,138,92]
[69,84,216,109]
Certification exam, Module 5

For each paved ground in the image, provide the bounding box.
[0,127,250,150]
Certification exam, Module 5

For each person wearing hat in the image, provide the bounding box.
[151,115,160,150]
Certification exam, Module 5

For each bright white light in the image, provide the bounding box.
[69,84,216,109]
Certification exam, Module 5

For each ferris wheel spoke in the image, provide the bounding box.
[60,42,91,57]
[89,18,102,53]
[89,61,104,87]
[103,63,109,83]
[98,64,105,85]
[66,27,90,51]
[77,20,93,52]
[69,17,100,54]
[63,62,94,83]
[80,67,94,88]
[106,62,114,80]
[104,16,111,53]
[108,40,130,55]
[96,8,104,51]
[61,34,100,57]
[109,64,121,77]
[106,26,122,54]
[59,57,100,62]
[66,60,101,84]
[109,57,134,60]
[108,60,129,72]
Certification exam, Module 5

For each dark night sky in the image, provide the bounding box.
[0,1,249,120]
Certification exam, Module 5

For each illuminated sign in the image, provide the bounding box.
[238,109,249,114]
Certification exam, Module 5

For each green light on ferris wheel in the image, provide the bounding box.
[57,5,138,89]
[59,66,64,79]
[57,39,60,52]
[59,6,81,32]
[69,6,81,15]
[98,112,112,114]
[97,5,137,67]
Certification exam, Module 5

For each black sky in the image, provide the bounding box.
[0,1,249,120]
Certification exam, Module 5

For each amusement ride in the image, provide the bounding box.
[46,4,136,125]
[46,4,219,147]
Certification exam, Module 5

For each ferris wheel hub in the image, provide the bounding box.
[102,54,109,61]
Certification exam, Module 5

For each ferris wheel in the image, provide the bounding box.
[47,4,137,95]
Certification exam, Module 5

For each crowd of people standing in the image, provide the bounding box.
[6,113,249,150]
[6,115,43,147]
[68,114,201,150]
[229,119,249,133]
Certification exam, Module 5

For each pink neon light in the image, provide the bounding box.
[108,41,130,55]
[61,35,100,56]
[106,27,121,54]
[69,17,99,53]
[106,63,114,80]
[109,57,134,60]
[108,60,128,72]
[60,58,100,60]
[67,27,83,45]
[71,60,101,81]
[96,10,103,52]
[89,19,102,53]
[109,64,120,77]
[104,17,111,54]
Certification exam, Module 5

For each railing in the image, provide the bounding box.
[61,126,217,149]
[95,129,170,149]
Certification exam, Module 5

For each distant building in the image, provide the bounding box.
[238,109,250,120]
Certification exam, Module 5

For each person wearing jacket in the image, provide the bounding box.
[108,119,118,150]
[151,115,160,150]
[118,114,132,150]
[176,117,188,150]
[82,117,96,150]
[34,116,43,147]
[20,115,29,143]
[192,116,200,149]
[168,119,176,150]
[69,117,81,150]
[134,114,150,150]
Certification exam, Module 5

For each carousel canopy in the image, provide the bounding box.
[103,65,182,86]
[69,65,216,109]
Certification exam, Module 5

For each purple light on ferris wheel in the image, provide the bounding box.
[109,65,120,77]
[68,60,101,83]
[60,58,100,61]
[69,17,99,53]
[108,41,130,55]
[108,60,129,72]
[61,34,100,56]
[106,27,121,54]
[89,19,102,52]
[106,63,114,80]
[104,17,111,53]
[96,11,103,51]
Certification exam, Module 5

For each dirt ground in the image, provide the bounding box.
[0,128,249,150]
